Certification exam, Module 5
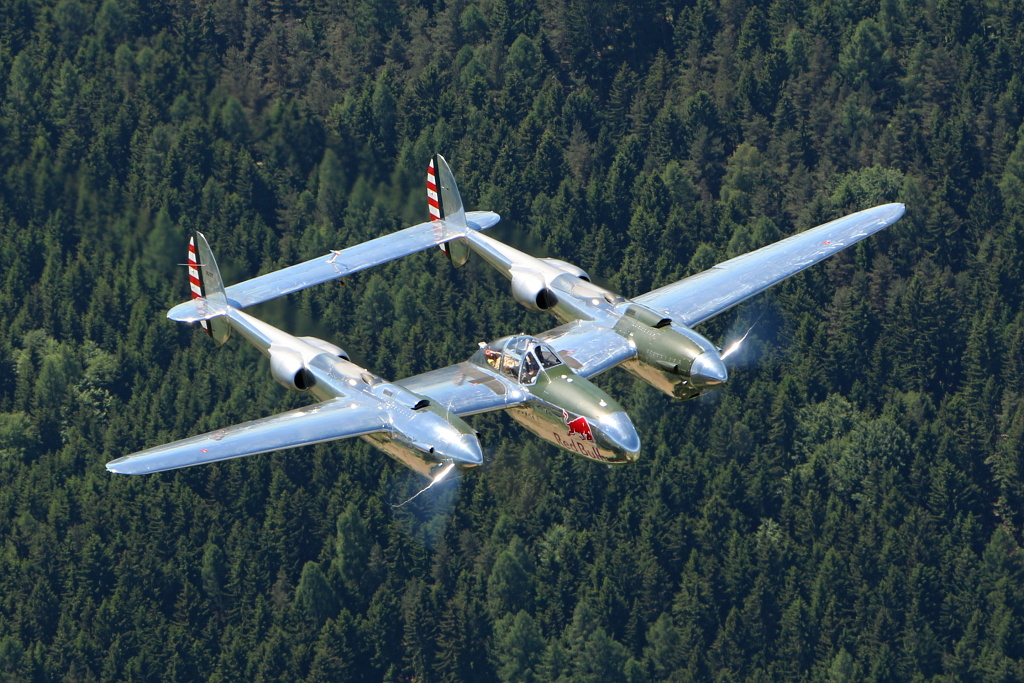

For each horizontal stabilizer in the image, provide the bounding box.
[106,398,388,474]
[167,212,499,321]
[169,296,231,323]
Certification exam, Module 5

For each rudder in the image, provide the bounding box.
[427,154,471,268]
[187,232,232,345]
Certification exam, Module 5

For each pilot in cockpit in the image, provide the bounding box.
[478,337,563,381]
[501,353,520,379]
[521,352,540,384]
[534,344,562,369]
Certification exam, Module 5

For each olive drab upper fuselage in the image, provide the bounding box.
[467,335,641,463]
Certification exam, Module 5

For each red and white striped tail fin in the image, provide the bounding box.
[427,158,443,222]
[428,154,471,267]
[187,235,211,335]
[427,157,450,258]
[186,232,231,344]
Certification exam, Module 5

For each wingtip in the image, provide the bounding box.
[864,202,905,225]
[106,456,150,475]
[886,202,907,223]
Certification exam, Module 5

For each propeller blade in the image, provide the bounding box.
[719,308,766,362]
[720,326,753,361]
[392,463,457,508]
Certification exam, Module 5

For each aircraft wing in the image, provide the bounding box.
[396,362,519,416]
[540,321,637,379]
[635,203,905,327]
[169,212,499,321]
[106,398,388,474]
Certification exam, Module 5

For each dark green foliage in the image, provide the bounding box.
[1,0,1024,680]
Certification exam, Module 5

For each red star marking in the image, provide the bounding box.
[201,448,208,453]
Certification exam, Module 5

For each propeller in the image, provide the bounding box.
[717,307,767,366]
[385,458,472,549]
[387,397,484,547]
[391,462,457,508]
[720,324,755,361]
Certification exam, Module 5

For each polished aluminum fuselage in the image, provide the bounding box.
[399,336,641,464]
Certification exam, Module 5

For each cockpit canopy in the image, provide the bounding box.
[473,335,563,385]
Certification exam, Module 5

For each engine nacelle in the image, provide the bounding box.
[297,336,349,360]
[269,349,313,391]
[615,319,725,400]
[623,304,671,329]
[511,271,558,312]
[538,258,591,282]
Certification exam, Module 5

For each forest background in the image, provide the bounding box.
[2,0,1024,680]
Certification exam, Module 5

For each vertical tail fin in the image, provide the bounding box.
[187,235,210,335]
[426,157,443,222]
[428,154,471,268]
[187,232,232,346]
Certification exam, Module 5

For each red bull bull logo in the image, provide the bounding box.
[562,410,594,442]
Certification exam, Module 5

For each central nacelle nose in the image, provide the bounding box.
[440,433,484,468]
[593,411,641,461]
[690,351,728,388]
